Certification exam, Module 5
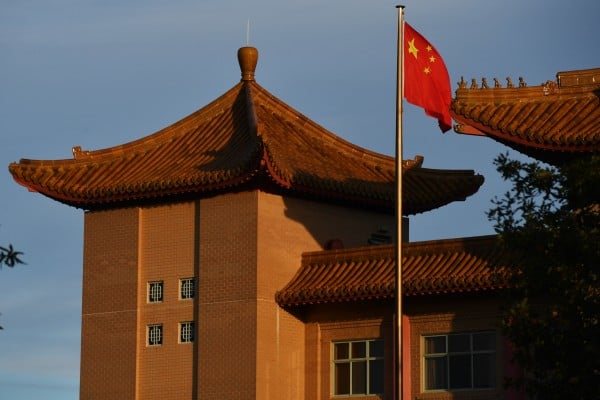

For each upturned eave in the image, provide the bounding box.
[451,68,600,164]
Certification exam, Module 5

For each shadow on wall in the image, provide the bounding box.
[282,193,395,251]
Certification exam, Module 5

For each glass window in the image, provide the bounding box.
[147,324,163,346]
[333,339,384,396]
[148,281,163,303]
[180,278,195,300]
[425,355,448,390]
[423,332,496,391]
[180,321,195,343]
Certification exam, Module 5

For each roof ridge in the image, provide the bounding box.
[276,235,508,308]
[17,82,248,166]
[249,82,396,164]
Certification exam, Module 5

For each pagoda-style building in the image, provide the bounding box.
[10,47,519,400]
[451,68,600,165]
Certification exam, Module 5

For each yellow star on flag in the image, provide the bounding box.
[403,22,452,132]
[408,38,419,59]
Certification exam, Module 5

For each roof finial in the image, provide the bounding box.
[238,46,258,81]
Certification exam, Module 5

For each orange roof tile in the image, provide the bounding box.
[275,235,507,307]
[451,68,600,165]
[9,47,483,213]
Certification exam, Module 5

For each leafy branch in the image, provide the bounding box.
[0,242,26,329]
[0,244,25,268]
[487,153,599,400]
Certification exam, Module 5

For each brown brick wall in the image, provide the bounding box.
[197,192,258,400]
[256,193,394,400]
[80,191,396,399]
[299,295,507,400]
[405,295,505,400]
[80,208,140,400]
[275,195,395,251]
[138,202,196,400]
[303,301,394,400]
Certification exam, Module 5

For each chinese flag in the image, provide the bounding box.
[404,23,452,133]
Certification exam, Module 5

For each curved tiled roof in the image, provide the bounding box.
[275,235,507,307]
[9,47,483,213]
[451,68,600,165]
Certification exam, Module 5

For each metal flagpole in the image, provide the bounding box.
[395,5,405,400]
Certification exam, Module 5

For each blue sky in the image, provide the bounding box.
[0,1,598,398]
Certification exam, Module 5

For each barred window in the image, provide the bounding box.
[147,324,163,346]
[148,281,163,303]
[180,278,195,300]
[424,331,496,391]
[333,339,384,396]
[180,321,195,343]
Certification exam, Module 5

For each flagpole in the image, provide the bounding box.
[395,5,404,400]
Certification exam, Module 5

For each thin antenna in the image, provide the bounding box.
[246,19,251,45]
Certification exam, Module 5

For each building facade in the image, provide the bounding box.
[9,47,560,399]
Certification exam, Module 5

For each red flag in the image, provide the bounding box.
[404,23,452,133]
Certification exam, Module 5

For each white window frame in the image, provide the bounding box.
[180,278,195,300]
[332,339,384,397]
[148,281,163,303]
[179,321,195,343]
[147,324,163,346]
[423,331,496,392]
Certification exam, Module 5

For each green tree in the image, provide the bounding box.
[0,242,25,329]
[0,244,25,268]
[488,153,600,400]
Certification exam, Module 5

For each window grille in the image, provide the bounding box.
[180,321,195,343]
[147,324,163,346]
[180,278,195,300]
[148,281,163,303]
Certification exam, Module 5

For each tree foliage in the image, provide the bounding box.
[487,153,600,400]
[0,244,25,268]
[0,242,26,329]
